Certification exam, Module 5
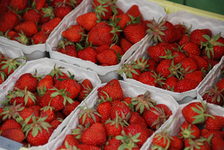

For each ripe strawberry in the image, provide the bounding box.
[184,138,211,150]
[57,44,77,57]
[98,79,123,100]
[147,44,167,62]
[137,71,163,87]
[179,34,190,46]
[31,31,48,44]
[205,115,224,130]
[77,144,100,150]
[191,55,209,71]
[62,25,84,42]
[77,47,97,63]
[185,70,203,84]
[15,21,38,37]
[110,101,131,120]
[172,51,187,64]
[120,38,132,52]
[78,108,101,126]
[50,118,63,129]
[55,78,81,99]
[163,76,178,91]
[190,28,212,45]
[88,22,115,46]
[0,103,24,121]
[63,101,80,116]
[9,0,28,10]
[81,123,107,146]
[0,57,23,76]
[105,118,123,136]
[143,106,169,129]
[129,112,147,128]
[40,106,55,122]
[182,102,209,124]
[97,101,111,122]
[23,9,41,24]
[95,45,110,54]
[179,57,198,72]
[173,24,186,42]
[41,17,62,33]
[15,73,38,92]
[174,78,198,92]
[33,0,46,10]
[54,4,73,18]
[0,11,19,32]
[151,132,171,149]
[183,42,200,56]
[179,121,200,139]
[110,44,124,55]
[62,134,79,146]
[19,107,39,123]
[156,59,172,78]
[78,79,93,101]
[126,5,142,19]
[211,135,224,150]
[37,75,54,95]
[156,104,172,116]
[1,119,21,131]
[97,49,118,65]
[40,6,54,23]
[202,86,224,106]
[93,0,114,20]
[124,23,146,44]
[76,12,97,31]
[116,13,131,29]
[169,136,183,150]
[1,128,25,143]
[216,78,224,92]
[104,138,121,150]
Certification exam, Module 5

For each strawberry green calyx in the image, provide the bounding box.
[78,107,101,125]
[23,116,52,137]
[16,32,29,45]
[169,61,185,80]
[0,71,6,81]
[49,65,65,77]
[151,107,168,129]
[203,86,224,104]
[106,113,129,128]
[64,141,79,150]
[151,71,166,87]
[185,136,212,150]
[116,131,140,150]
[50,88,74,105]
[117,64,139,79]
[133,57,149,72]
[191,102,212,124]
[72,125,85,139]
[0,102,24,120]
[131,91,156,114]
[151,132,171,150]
[58,39,75,49]
[41,7,55,19]
[180,125,196,139]
[98,91,112,103]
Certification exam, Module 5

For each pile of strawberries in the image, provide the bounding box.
[0,52,24,84]
[120,20,224,92]
[56,0,149,66]
[0,0,83,45]
[56,79,172,150]
[202,69,224,106]
[150,101,224,150]
[0,66,94,146]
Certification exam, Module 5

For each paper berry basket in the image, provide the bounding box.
[46,0,166,82]
[45,80,179,150]
[121,11,224,102]
[0,58,101,150]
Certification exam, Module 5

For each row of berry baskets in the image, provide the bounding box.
[0,0,223,149]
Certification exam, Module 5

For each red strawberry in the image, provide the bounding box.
[126,5,142,19]
[111,44,124,55]
[76,12,97,31]
[77,144,100,150]
[111,101,131,120]
[95,45,110,54]
[174,78,198,92]
[33,0,46,10]
[116,13,131,29]
[15,21,38,37]
[202,86,224,106]
[0,103,24,121]
[156,59,172,78]
[93,0,114,20]
[40,6,54,23]
[50,118,63,129]
[179,34,190,46]
[98,79,123,100]
[104,138,121,150]
[163,76,178,91]
[147,44,167,62]
[129,112,148,128]
[169,136,183,150]
[15,73,38,92]
[40,106,55,122]
[137,71,163,87]
[216,78,224,92]
[120,38,132,52]
[81,123,106,146]
[77,47,97,63]
[0,11,19,32]
[179,57,198,72]
[191,55,209,71]
[184,138,211,150]
[62,134,79,146]
[105,118,123,136]
[179,121,200,139]
[19,107,39,123]
[41,17,61,33]
[173,24,186,42]
[58,44,77,57]
[31,31,48,44]
[1,128,25,143]
[9,0,28,10]
[185,70,203,84]
[62,25,84,42]
[63,101,80,116]
[151,132,171,149]
[97,101,111,122]
[0,57,23,76]
[78,108,101,126]
[23,9,41,24]
[182,102,209,124]
[183,42,200,56]
[190,29,212,45]
[37,75,54,95]
[205,115,224,130]
[78,79,93,101]
[156,104,172,116]
[97,49,118,65]
[124,23,146,44]
[1,119,21,131]
[54,5,73,18]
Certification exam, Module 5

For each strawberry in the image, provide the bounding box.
[137,71,163,87]
[0,11,19,32]
[93,0,114,20]
[190,29,212,45]
[104,138,121,150]
[54,4,73,18]
[147,44,167,62]
[120,38,132,52]
[31,31,48,44]
[97,49,118,65]
[129,112,148,128]
[105,117,123,136]
[50,118,63,129]
[156,59,172,78]
[202,86,224,106]
[172,51,187,64]
[110,101,131,120]
[77,47,97,63]
[179,121,200,139]
[1,119,21,131]
[126,5,142,18]
[179,34,190,46]
[0,103,24,121]
[23,9,41,24]
[156,104,172,116]
[151,132,171,149]
[169,136,183,150]
[78,108,101,126]
[98,79,123,100]
[124,23,146,44]
[40,106,55,122]
[185,70,203,84]
[1,128,25,143]
[76,12,97,31]
[78,79,93,101]
[182,102,210,124]
[77,144,100,150]
[179,57,198,72]
[62,25,84,42]
[15,73,38,92]
[191,55,209,71]
[40,6,54,23]
[184,138,211,150]
[205,115,224,130]
[9,0,28,10]
[183,42,200,56]
[81,123,107,146]
[57,44,77,57]
[110,44,124,55]
[173,24,186,42]
[216,78,224,92]
[41,17,61,33]
[15,21,38,37]
[33,0,46,10]
[63,101,80,116]
[19,107,39,123]
[97,101,111,122]
[37,75,54,95]
[163,76,178,91]
[95,44,110,54]
[62,134,79,146]
[174,78,198,92]
[211,135,224,150]
[116,13,131,29]
[0,57,23,76]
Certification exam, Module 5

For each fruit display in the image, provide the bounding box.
[0,58,101,147]
[0,0,83,45]
[0,52,25,84]
[49,79,179,150]
[148,101,224,150]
